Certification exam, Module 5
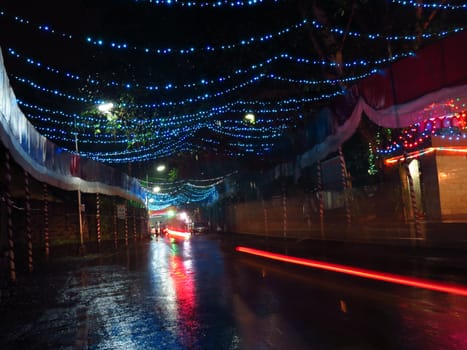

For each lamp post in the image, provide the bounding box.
[146,164,166,233]
[76,102,113,254]
[146,164,166,195]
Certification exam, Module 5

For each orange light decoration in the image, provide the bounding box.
[166,228,191,240]
[236,246,467,296]
[384,146,467,165]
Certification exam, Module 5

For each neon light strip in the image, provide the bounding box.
[385,146,467,165]
[166,228,191,240]
[236,246,467,296]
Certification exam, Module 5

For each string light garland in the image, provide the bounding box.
[84,21,467,52]
[18,100,207,135]
[142,172,239,209]
[23,102,290,163]
[2,10,463,57]
[14,59,341,163]
[0,11,73,39]
[146,187,217,209]
[0,10,308,55]
[13,75,100,104]
[33,116,288,145]
[144,172,234,189]
[391,0,467,10]
[12,72,347,109]
[18,98,296,130]
[133,0,282,8]
[39,129,281,162]
[207,123,286,139]
[4,2,466,208]
[33,122,189,145]
[323,24,464,42]
[4,4,465,167]
[7,47,416,92]
[92,19,464,47]
[42,129,192,154]
[82,137,194,163]
[266,69,379,86]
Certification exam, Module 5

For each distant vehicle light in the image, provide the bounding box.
[166,228,191,240]
[193,222,209,235]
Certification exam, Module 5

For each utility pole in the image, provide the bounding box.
[74,127,85,255]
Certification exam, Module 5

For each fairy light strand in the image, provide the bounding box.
[12,72,347,108]
[2,10,463,57]
[391,0,467,10]
[133,0,282,8]
[7,47,416,92]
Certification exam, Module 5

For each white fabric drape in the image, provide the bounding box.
[0,48,146,205]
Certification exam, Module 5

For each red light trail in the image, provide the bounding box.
[166,228,191,240]
[236,246,467,296]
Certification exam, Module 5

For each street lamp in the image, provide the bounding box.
[153,165,166,194]
[244,112,255,124]
[76,102,114,254]
[145,163,166,207]
[98,102,114,113]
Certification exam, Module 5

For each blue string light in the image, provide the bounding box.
[85,18,308,54]
[265,69,379,86]
[0,9,307,55]
[391,0,467,10]
[18,98,298,127]
[7,47,417,92]
[3,10,462,57]
[133,0,282,8]
[37,125,284,162]
[5,4,462,165]
[19,96,298,162]
[12,71,348,109]
[146,183,217,209]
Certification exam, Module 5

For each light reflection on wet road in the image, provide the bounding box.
[1,235,466,349]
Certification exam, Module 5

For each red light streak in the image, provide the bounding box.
[169,251,197,345]
[166,228,191,240]
[236,246,467,296]
[385,146,467,165]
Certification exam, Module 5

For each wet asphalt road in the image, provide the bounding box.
[1,234,466,350]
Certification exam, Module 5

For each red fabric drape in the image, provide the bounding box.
[358,30,467,109]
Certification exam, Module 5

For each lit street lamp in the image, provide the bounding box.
[98,102,114,113]
[76,101,114,254]
[244,112,255,124]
